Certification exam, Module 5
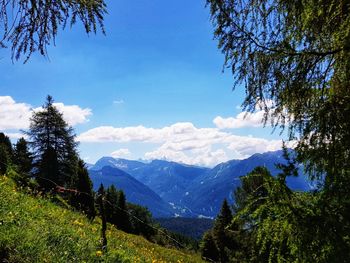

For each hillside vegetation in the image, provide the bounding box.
[0,175,203,263]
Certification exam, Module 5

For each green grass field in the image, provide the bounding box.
[0,176,203,263]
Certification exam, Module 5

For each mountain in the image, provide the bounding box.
[89,166,174,217]
[155,218,213,240]
[181,150,311,217]
[91,158,210,209]
[91,150,312,218]
[91,157,147,172]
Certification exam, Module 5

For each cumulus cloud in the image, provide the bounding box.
[214,99,276,129]
[111,148,131,158]
[78,122,287,167]
[213,111,265,129]
[0,96,92,131]
[0,96,32,130]
[145,147,229,167]
[51,103,91,126]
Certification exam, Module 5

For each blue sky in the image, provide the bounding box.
[0,0,287,166]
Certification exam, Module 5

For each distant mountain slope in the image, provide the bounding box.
[91,150,312,218]
[91,158,210,205]
[182,150,311,217]
[89,166,174,217]
[91,157,146,172]
[155,218,213,240]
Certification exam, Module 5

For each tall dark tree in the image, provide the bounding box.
[0,133,13,159]
[13,137,33,186]
[105,185,119,225]
[127,203,155,238]
[70,159,95,219]
[0,144,10,175]
[212,199,234,263]
[115,190,131,233]
[96,184,107,251]
[27,95,79,191]
[0,132,13,174]
[201,231,219,262]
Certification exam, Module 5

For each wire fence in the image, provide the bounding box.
[0,159,216,262]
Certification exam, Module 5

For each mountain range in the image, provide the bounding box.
[88,150,312,218]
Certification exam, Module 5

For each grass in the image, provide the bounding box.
[0,176,204,262]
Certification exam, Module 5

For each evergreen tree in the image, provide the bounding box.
[13,137,33,186]
[105,185,119,225]
[201,231,219,262]
[116,190,131,233]
[0,144,10,175]
[212,199,233,263]
[0,132,13,160]
[0,132,13,174]
[70,159,95,219]
[96,184,107,251]
[127,203,155,238]
[27,95,79,191]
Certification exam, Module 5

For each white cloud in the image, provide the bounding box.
[0,96,32,130]
[215,99,276,129]
[4,132,28,140]
[51,103,92,126]
[213,111,265,129]
[0,96,92,131]
[78,122,287,167]
[225,135,282,157]
[145,147,229,167]
[78,122,227,144]
[111,148,131,158]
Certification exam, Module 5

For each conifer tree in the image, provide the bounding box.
[96,184,107,251]
[116,190,131,233]
[0,132,13,160]
[13,137,33,186]
[0,133,13,174]
[70,159,95,219]
[201,231,219,262]
[212,199,233,262]
[105,185,119,225]
[0,144,10,175]
[27,95,79,191]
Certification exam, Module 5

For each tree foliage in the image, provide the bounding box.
[206,1,350,261]
[0,0,107,61]
[70,159,95,219]
[105,184,119,225]
[116,190,131,233]
[206,0,350,187]
[201,231,219,262]
[127,203,155,239]
[27,95,78,190]
[0,132,13,174]
[13,137,33,186]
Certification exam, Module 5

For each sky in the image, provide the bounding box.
[0,0,288,167]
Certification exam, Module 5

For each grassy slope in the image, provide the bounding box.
[0,176,203,263]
